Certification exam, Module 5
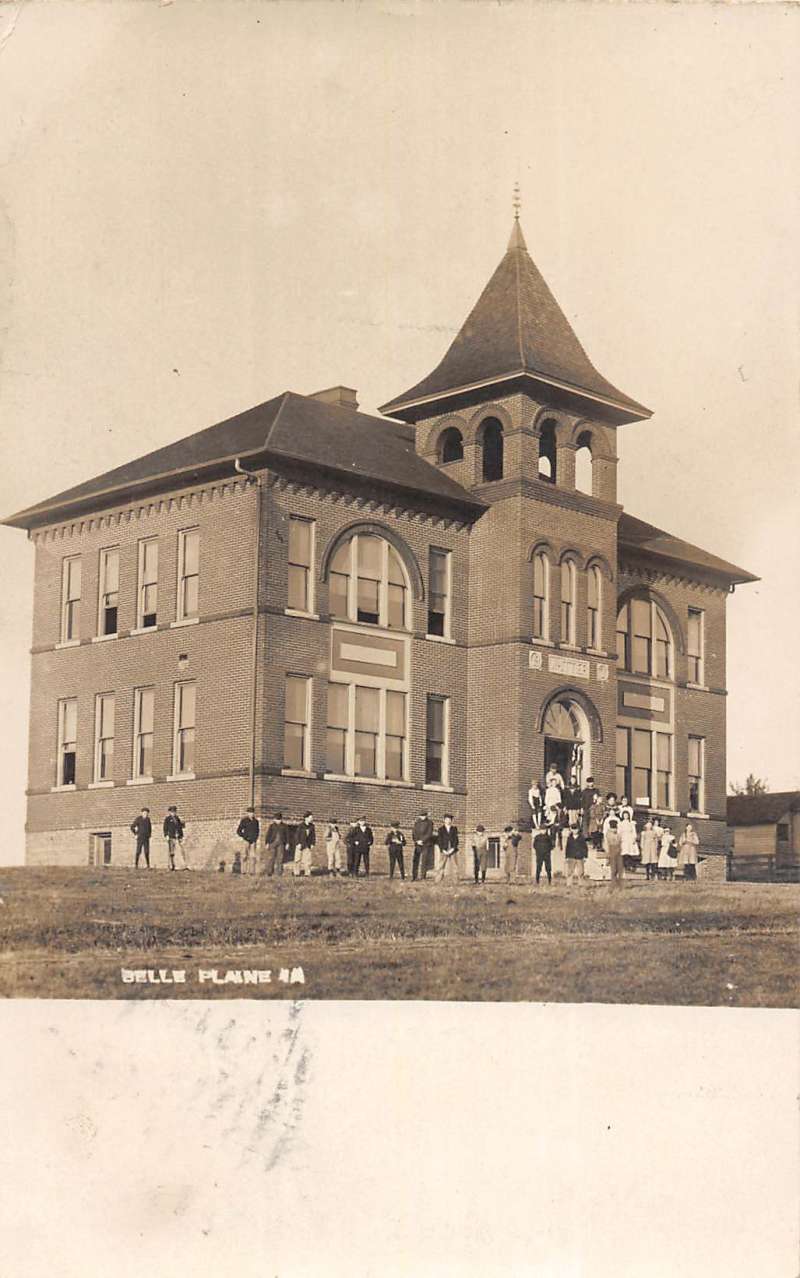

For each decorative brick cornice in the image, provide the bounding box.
[473,474,622,522]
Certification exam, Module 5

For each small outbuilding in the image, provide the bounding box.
[727,792,800,867]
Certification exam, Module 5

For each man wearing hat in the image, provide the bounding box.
[236,806,260,875]
[411,809,434,881]
[351,816,374,877]
[384,820,406,880]
[163,805,187,870]
[263,812,288,877]
[293,812,316,877]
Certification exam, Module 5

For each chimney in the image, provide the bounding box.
[309,385,359,410]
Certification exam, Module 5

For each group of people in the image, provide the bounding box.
[128,775,701,887]
[525,767,701,887]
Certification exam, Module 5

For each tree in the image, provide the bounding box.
[729,774,769,796]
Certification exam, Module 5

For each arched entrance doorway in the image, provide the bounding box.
[542,697,591,787]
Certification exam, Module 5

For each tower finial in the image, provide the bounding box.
[512,181,521,221]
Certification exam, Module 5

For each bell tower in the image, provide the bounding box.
[380,208,652,833]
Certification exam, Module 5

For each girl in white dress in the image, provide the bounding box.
[658,827,678,880]
[544,766,564,824]
[619,812,639,861]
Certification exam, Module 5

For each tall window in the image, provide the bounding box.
[575,431,593,495]
[655,732,672,808]
[687,608,704,684]
[481,419,504,482]
[56,698,77,786]
[538,419,557,483]
[328,534,409,630]
[61,556,82,642]
[284,675,310,771]
[93,693,115,782]
[172,681,196,776]
[97,548,119,637]
[439,427,464,463]
[133,687,154,779]
[427,547,451,638]
[177,529,199,621]
[288,517,314,613]
[533,552,549,640]
[587,565,602,650]
[326,682,407,781]
[688,736,705,812]
[616,599,673,678]
[560,561,576,644]
[425,694,449,786]
[616,727,630,800]
[632,728,652,805]
[137,538,158,629]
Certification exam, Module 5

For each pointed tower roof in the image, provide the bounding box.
[380,220,650,423]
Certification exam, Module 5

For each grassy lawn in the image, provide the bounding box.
[0,867,797,1005]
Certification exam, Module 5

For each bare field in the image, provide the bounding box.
[0,867,797,1005]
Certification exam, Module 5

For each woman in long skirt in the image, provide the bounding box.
[678,822,700,881]
[639,820,659,881]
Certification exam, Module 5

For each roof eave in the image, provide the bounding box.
[618,543,759,588]
[381,368,652,425]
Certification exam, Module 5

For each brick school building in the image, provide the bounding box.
[3,218,756,873]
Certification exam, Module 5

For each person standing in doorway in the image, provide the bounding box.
[435,814,459,884]
[604,818,624,889]
[351,817,374,877]
[324,820,343,876]
[411,810,434,881]
[564,822,588,887]
[588,791,606,851]
[678,823,700,882]
[385,821,406,880]
[294,813,316,877]
[131,808,152,868]
[544,765,564,824]
[236,807,260,875]
[263,812,288,877]
[580,777,599,838]
[527,782,545,830]
[533,825,553,886]
[163,805,186,870]
[471,824,489,884]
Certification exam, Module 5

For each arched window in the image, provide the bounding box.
[329,533,409,629]
[575,430,593,495]
[538,418,557,483]
[439,427,464,464]
[560,559,576,644]
[533,551,549,640]
[587,565,602,649]
[616,598,673,678]
[481,418,504,482]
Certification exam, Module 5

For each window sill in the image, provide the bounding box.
[557,642,581,652]
[51,784,77,793]
[687,811,710,820]
[529,637,554,648]
[647,808,680,818]
[586,648,608,658]
[92,633,118,644]
[88,780,115,789]
[55,639,80,650]
[170,617,199,629]
[323,773,413,788]
[166,772,196,783]
[281,768,315,778]
[685,682,710,692]
[126,777,154,786]
[284,609,320,621]
[423,783,454,793]
[425,633,455,645]
[130,626,158,637]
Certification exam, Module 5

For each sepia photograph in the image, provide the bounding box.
[1,4,799,1276]
[0,0,798,1010]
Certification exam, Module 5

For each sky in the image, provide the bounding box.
[0,0,798,864]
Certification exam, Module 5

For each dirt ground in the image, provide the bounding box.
[0,867,797,1005]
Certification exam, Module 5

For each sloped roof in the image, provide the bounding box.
[618,512,758,586]
[727,792,800,827]
[381,220,650,422]
[2,392,486,529]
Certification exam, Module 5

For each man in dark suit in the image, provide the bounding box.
[435,814,460,884]
[293,812,316,877]
[263,812,288,877]
[236,807,260,875]
[351,817,374,877]
[131,808,152,868]
[411,810,434,881]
